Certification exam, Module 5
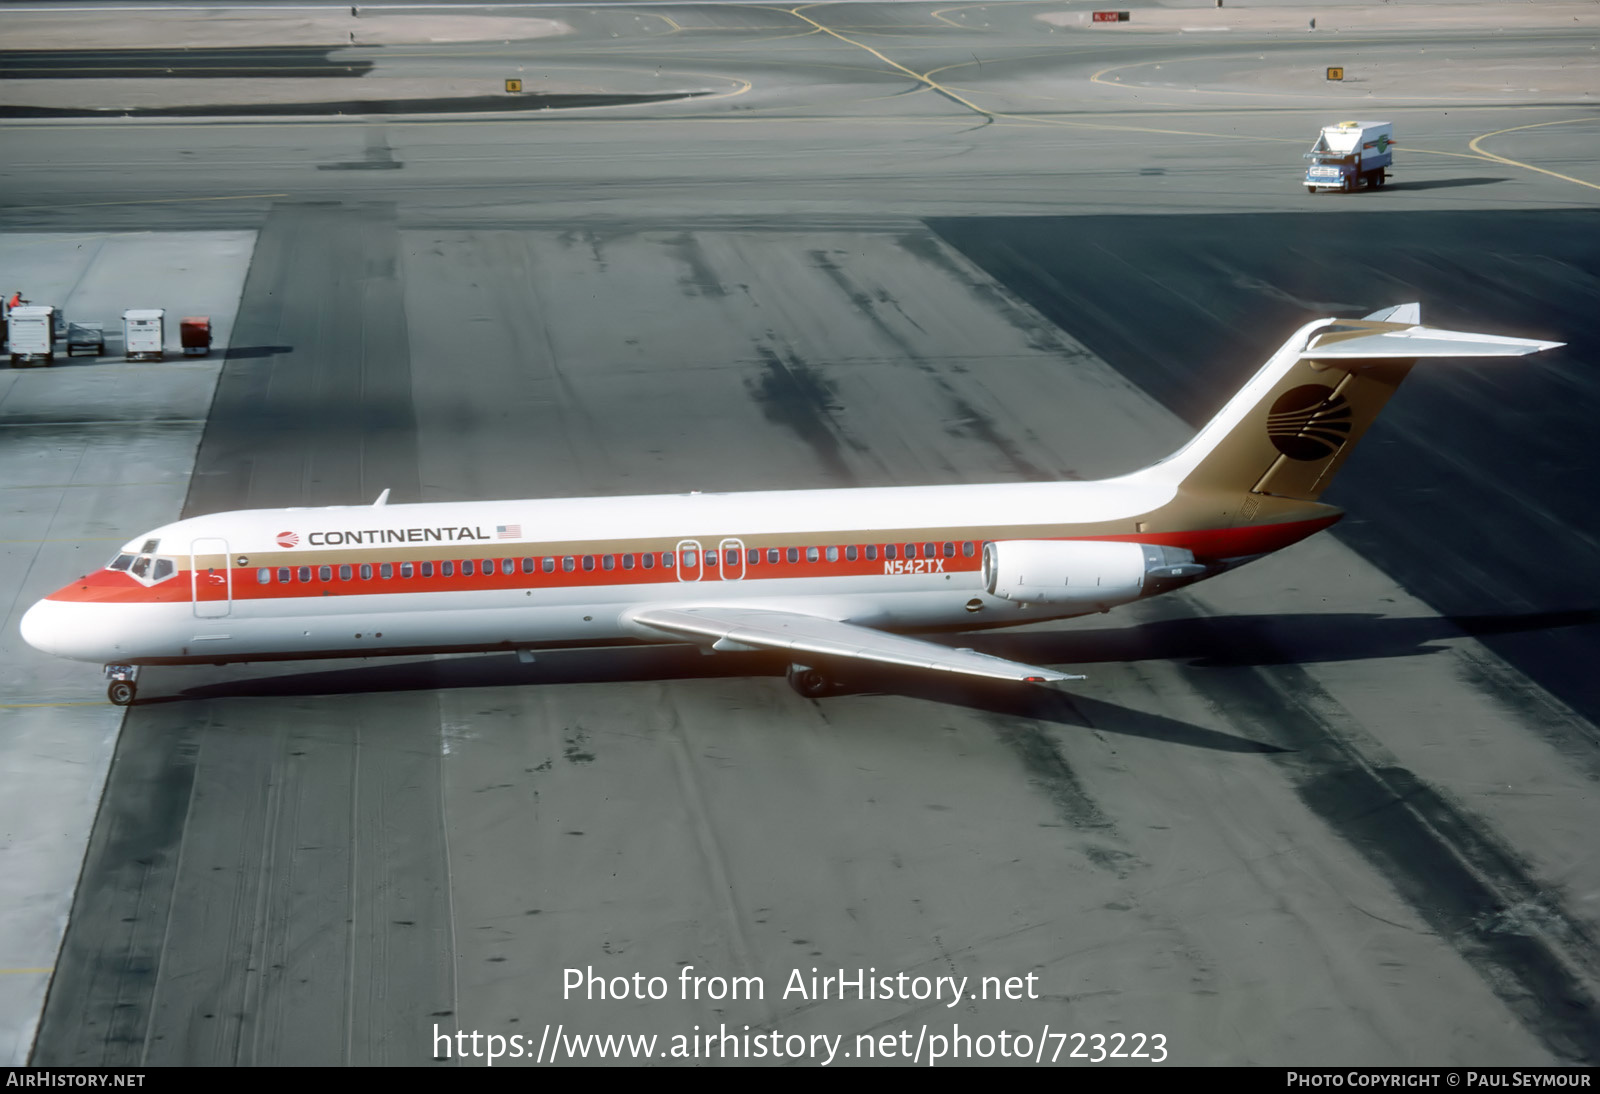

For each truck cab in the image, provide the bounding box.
[1305,121,1394,193]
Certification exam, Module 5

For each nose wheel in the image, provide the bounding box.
[103,664,139,706]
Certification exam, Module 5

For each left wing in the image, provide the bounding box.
[625,605,1080,684]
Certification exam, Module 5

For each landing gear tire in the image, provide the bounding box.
[787,664,832,699]
[1306,186,1316,194]
[1374,169,1386,188]
[107,680,136,706]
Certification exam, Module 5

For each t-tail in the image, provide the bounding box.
[1132,304,1562,528]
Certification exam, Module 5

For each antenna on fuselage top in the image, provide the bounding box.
[373,489,390,507]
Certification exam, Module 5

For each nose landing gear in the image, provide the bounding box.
[103,664,139,706]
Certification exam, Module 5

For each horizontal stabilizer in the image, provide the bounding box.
[1304,324,1563,360]
[627,605,1080,684]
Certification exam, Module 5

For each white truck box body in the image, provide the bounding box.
[123,308,165,359]
[8,304,56,362]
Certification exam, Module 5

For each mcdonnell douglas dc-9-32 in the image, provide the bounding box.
[21,305,1563,706]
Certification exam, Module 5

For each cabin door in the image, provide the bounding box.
[190,537,232,618]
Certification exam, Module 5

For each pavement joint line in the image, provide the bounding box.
[1469,117,1600,193]
[0,968,54,975]
[3,192,286,211]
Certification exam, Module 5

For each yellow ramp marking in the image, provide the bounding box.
[1470,118,1600,193]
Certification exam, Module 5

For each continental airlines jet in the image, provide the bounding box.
[21,306,1562,707]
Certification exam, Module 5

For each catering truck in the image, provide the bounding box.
[1304,121,1393,193]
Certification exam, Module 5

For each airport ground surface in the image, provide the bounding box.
[2,0,1599,1067]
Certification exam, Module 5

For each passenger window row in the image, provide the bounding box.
[252,541,979,586]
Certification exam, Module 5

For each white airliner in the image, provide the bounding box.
[21,305,1561,706]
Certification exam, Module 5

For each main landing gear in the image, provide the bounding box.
[103,664,139,706]
[786,663,834,699]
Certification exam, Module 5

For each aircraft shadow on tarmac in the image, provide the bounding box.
[147,609,1597,754]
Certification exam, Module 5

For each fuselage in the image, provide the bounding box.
[20,470,1338,668]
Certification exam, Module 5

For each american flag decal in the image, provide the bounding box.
[497,524,522,540]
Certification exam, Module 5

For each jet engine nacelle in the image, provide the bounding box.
[982,539,1207,609]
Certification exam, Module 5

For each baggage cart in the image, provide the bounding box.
[179,316,211,356]
[67,322,106,357]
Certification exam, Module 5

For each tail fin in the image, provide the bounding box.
[1148,304,1561,504]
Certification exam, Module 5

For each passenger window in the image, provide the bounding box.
[905,543,919,559]
[786,547,798,563]
[108,554,134,571]
[380,563,393,579]
[706,552,717,568]
[278,567,291,583]
[884,544,897,561]
[341,564,353,581]
[582,555,595,571]
[521,558,534,574]
[747,548,759,565]
[151,558,174,582]
[482,559,494,574]
[361,563,374,580]
[502,558,514,576]
[562,557,575,572]
[683,549,697,568]
[542,557,555,573]
[641,553,654,570]
[825,546,838,562]
[924,542,936,558]
[420,562,433,578]
[441,561,453,577]
[866,544,878,561]
[805,547,818,562]
[463,560,475,576]
[602,555,615,571]
[402,562,414,579]
[621,554,634,570]
[258,568,272,584]
[663,552,674,569]
[298,566,311,583]
[768,548,780,564]
[319,565,332,582]
[962,541,975,558]
[726,549,739,566]
[943,542,955,558]
[846,545,857,562]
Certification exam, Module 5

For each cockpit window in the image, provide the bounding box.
[126,554,179,585]
[107,554,134,571]
[140,539,160,554]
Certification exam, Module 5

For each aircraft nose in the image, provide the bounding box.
[19,595,107,661]
[21,596,70,657]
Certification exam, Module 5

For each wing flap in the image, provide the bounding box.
[627,606,1081,684]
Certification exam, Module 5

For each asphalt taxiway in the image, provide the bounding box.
[3,0,1599,1067]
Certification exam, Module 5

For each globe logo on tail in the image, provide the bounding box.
[1267,385,1352,461]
